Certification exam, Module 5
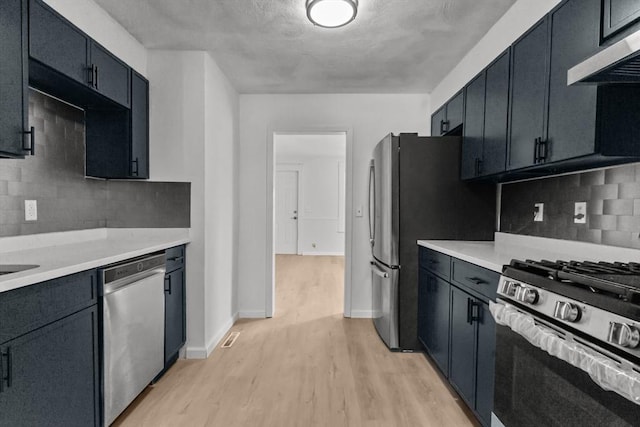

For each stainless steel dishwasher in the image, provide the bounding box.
[101,253,166,426]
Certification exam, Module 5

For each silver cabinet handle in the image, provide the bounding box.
[370,262,388,278]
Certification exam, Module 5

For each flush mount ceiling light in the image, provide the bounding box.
[306,0,358,28]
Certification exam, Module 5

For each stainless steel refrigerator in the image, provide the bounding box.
[368,133,495,351]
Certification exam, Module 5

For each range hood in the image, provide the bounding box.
[568,29,640,85]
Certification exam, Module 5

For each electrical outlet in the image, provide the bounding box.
[25,200,37,221]
[574,202,587,224]
[534,203,544,222]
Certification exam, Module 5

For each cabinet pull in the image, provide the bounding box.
[131,157,139,176]
[533,137,540,163]
[538,139,548,162]
[467,298,473,325]
[94,65,99,90]
[22,126,35,155]
[440,120,445,135]
[477,158,483,175]
[470,302,481,324]
[88,64,95,87]
[1,348,12,392]
[167,256,184,262]
[165,275,172,295]
[465,276,486,285]
[443,120,450,134]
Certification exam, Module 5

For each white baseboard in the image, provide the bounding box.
[349,310,373,318]
[238,310,267,318]
[301,251,345,256]
[185,312,239,359]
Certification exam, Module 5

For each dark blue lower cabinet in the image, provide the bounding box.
[165,266,186,365]
[0,306,99,426]
[419,271,450,375]
[475,300,496,427]
[449,286,477,407]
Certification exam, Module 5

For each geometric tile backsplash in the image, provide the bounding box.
[0,90,190,237]
[500,164,640,249]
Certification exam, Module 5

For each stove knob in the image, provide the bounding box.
[501,280,519,297]
[515,287,539,304]
[553,301,581,322]
[608,323,640,348]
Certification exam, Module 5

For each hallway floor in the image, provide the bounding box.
[114,255,477,426]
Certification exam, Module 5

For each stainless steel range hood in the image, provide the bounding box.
[568,29,640,85]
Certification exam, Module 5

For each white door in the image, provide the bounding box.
[275,170,299,254]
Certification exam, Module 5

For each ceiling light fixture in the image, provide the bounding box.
[306,0,358,29]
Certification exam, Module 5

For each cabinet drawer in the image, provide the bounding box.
[165,245,185,272]
[0,269,97,344]
[451,258,499,300]
[419,247,451,281]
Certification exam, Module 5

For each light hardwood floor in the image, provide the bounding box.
[114,255,478,427]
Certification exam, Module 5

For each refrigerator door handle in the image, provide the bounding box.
[368,160,376,247]
[370,261,389,278]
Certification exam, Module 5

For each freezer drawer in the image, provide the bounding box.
[371,260,399,349]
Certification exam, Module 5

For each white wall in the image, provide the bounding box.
[430,0,562,114]
[43,0,148,76]
[148,50,239,358]
[276,155,346,256]
[238,94,430,318]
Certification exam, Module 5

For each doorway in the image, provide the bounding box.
[272,132,348,317]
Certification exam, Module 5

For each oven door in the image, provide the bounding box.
[490,302,640,427]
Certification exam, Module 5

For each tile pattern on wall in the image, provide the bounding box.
[500,164,640,249]
[0,90,190,237]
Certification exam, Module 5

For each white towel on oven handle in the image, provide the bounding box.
[490,301,640,406]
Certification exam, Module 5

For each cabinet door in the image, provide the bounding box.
[424,273,451,375]
[462,74,485,180]
[418,268,429,349]
[0,0,29,158]
[546,0,600,163]
[508,18,549,170]
[603,0,640,40]
[449,286,476,408]
[130,71,149,178]
[0,307,99,427]
[482,49,510,176]
[165,267,186,363]
[446,91,464,133]
[89,41,130,107]
[475,300,496,427]
[431,107,446,136]
[29,0,89,86]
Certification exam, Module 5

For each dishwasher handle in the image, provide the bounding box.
[103,267,166,295]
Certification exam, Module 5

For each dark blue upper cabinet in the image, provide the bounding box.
[431,107,446,136]
[89,41,131,108]
[602,0,640,41]
[29,0,131,109]
[461,73,485,180]
[507,17,549,171]
[0,0,31,158]
[29,0,89,86]
[131,71,149,179]
[431,91,464,136]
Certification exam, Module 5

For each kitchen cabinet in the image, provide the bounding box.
[462,50,510,180]
[0,271,99,426]
[418,268,450,375]
[602,0,640,41]
[29,0,131,108]
[431,91,464,136]
[164,245,186,368]
[86,71,150,179]
[0,0,32,158]
[507,17,549,171]
[418,246,496,427]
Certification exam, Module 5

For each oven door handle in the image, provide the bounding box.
[490,301,640,406]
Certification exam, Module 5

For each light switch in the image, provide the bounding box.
[534,203,544,222]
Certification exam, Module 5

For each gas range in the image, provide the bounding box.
[498,259,640,364]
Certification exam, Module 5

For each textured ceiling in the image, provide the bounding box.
[93,0,516,94]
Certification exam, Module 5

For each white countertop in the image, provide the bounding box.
[418,232,640,273]
[0,228,190,293]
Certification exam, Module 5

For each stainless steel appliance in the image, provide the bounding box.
[368,133,495,350]
[101,253,166,426]
[491,259,640,427]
